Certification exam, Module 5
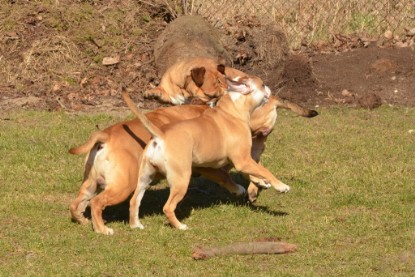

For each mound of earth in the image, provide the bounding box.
[153,15,232,76]
[219,15,289,81]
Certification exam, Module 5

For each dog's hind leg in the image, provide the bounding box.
[70,178,97,225]
[90,181,134,235]
[164,168,192,230]
[129,158,155,230]
[89,154,138,235]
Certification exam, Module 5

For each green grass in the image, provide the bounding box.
[0,106,414,276]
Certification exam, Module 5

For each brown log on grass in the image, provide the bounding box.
[192,241,297,260]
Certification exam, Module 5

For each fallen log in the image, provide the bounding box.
[192,241,297,260]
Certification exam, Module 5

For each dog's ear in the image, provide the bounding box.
[217,64,225,75]
[226,77,251,94]
[191,67,206,87]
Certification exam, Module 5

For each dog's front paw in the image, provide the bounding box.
[77,217,90,225]
[178,223,189,230]
[105,227,114,235]
[95,227,114,235]
[257,180,271,189]
[274,182,290,193]
[169,94,186,105]
[143,89,157,99]
[130,222,145,230]
[250,176,271,189]
[143,90,150,97]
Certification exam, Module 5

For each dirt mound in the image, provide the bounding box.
[153,15,289,84]
[274,54,322,106]
[154,15,232,76]
[221,15,289,81]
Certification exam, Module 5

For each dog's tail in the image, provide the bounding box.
[273,96,318,118]
[68,131,109,155]
[122,88,164,138]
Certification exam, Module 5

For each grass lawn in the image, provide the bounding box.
[0,106,414,276]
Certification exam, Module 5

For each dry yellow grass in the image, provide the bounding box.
[190,0,415,48]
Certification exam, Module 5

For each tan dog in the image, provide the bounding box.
[69,105,208,235]
[125,75,293,230]
[69,86,317,235]
[144,57,227,105]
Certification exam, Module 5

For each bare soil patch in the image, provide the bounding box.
[311,46,415,108]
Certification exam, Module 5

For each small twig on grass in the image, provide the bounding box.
[192,241,297,260]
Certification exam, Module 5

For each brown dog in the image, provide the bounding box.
[69,87,317,235]
[144,57,227,105]
[125,75,293,230]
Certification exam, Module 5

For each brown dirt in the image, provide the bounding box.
[0,3,414,113]
[2,47,414,113]
[253,45,415,109]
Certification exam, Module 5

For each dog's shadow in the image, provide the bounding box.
[84,173,289,226]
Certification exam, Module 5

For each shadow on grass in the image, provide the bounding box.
[83,173,289,226]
